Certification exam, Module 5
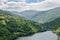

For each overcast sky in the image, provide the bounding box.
[0,0,60,12]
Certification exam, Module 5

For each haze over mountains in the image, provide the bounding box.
[13,7,60,23]
[0,7,60,23]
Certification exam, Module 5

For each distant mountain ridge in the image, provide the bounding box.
[0,7,60,23]
[0,8,60,40]
[18,7,60,23]
[0,10,46,40]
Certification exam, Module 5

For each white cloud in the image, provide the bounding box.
[0,0,60,12]
[0,0,7,2]
[20,0,26,2]
[0,4,6,9]
[0,0,8,9]
[8,0,60,12]
[7,2,26,7]
[23,0,60,11]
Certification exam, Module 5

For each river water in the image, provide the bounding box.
[16,31,57,40]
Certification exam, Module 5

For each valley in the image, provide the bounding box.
[0,7,60,40]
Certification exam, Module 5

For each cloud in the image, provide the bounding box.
[23,0,60,11]
[6,2,27,9]
[7,0,60,12]
[0,0,60,12]
[20,0,26,2]
[0,0,8,9]
[7,1,26,6]
[0,4,7,9]
[0,1,26,9]
[0,0,7,2]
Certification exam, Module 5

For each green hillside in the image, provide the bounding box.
[0,10,60,40]
[0,11,46,40]
[43,18,60,40]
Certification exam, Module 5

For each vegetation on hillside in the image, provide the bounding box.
[43,18,60,40]
[0,13,46,40]
[0,10,60,40]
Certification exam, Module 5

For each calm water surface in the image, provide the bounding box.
[16,31,57,40]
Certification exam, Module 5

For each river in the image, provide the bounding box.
[16,31,57,40]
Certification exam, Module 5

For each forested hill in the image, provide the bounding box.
[43,18,60,30]
[0,10,60,40]
[0,10,46,40]
[0,10,12,15]
[43,17,60,40]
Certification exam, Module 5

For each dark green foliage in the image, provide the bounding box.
[43,18,60,40]
[1,9,60,40]
[0,14,46,40]
[43,18,60,30]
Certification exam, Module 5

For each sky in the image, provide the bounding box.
[0,0,60,12]
[8,0,43,3]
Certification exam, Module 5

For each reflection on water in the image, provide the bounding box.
[16,31,57,40]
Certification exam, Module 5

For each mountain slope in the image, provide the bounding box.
[19,10,47,19]
[0,9,60,40]
[0,10,46,40]
[42,17,60,40]
[43,18,60,30]
[18,7,60,23]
